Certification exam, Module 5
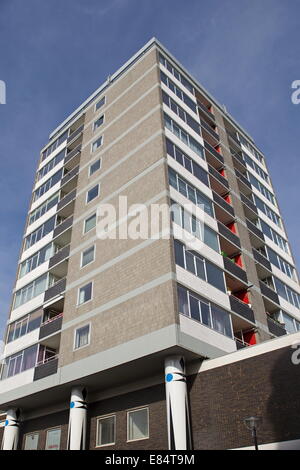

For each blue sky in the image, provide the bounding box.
[0,0,299,338]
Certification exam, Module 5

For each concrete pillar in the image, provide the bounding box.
[67,386,87,450]
[165,356,192,450]
[1,408,20,450]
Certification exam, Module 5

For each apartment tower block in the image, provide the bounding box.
[0,38,299,450]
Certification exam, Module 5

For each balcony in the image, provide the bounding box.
[67,124,84,144]
[246,219,264,241]
[204,141,224,167]
[253,248,271,271]
[227,132,241,148]
[208,166,229,191]
[44,278,66,303]
[39,313,63,339]
[57,189,76,213]
[267,315,286,337]
[213,192,235,217]
[200,118,219,142]
[218,222,241,248]
[197,101,216,125]
[49,245,70,269]
[224,257,248,284]
[33,356,59,381]
[60,165,79,189]
[235,168,252,190]
[64,144,81,167]
[53,215,73,239]
[240,193,258,215]
[229,295,255,323]
[259,281,279,305]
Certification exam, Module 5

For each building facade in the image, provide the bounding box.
[1,38,300,450]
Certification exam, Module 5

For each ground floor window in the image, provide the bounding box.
[96,415,116,447]
[24,432,39,450]
[127,407,149,442]
[45,427,61,450]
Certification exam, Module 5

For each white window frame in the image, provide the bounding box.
[95,414,116,448]
[77,282,93,306]
[80,245,96,268]
[45,426,61,450]
[73,323,91,351]
[83,213,97,234]
[89,158,102,177]
[91,136,103,153]
[93,114,105,132]
[94,96,106,112]
[126,406,149,443]
[24,432,39,450]
[86,184,100,204]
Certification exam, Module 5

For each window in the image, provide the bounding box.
[74,324,90,349]
[160,71,196,113]
[259,219,289,253]
[166,138,208,186]
[41,130,68,161]
[171,201,219,252]
[159,53,194,94]
[45,428,61,450]
[37,149,65,181]
[94,115,104,131]
[33,168,63,202]
[168,168,214,218]
[84,213,96,233]
[89,159,101,176]
[248,173,275,206]
[78,282,93,305]
[92,136,103,152]
[174,240,225,292]
[96,415,116,447]
[164,113,204,159]
[24,433,39,450]
[14,273,49,309]
[253,194,281,227]
[3,344,39,379]
[162,91,200,135]
[127,408,149,442]
[177,285,233,338]
[7,310,42,343]
[95,96,105,111]
[19,243,55,278]
[86,184,99,203]
[81,245,95,267]
[29,192,59,225]
[24,216,56,250]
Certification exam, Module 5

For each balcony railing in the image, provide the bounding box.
[67,124,84,144]
[208,166,229,189]
[204,141,224,164]
[246,219,264,241]
[252,249,271,271]
[224,257,248,284]
[64,144,81,165]
[61,165,79,187]
[213,192,235,217]
[240,193,258,214]
[217,222,241,248]
[33,356,59,381]
[267,315,286,337]
[57,189,76,212]
[44,278,66,302]
[200,118,219,141]
[259,281,280,305]
[53,215,73,238]
[229,295,255,323]
[49,245,70,269]
[234,337,251,350]
[197,102,216,123]
[227,132,241,147]
[235,168,252,189]
[39,314,63,339]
